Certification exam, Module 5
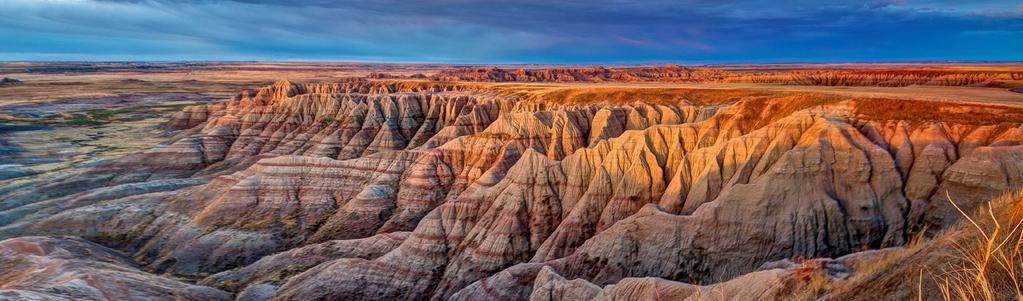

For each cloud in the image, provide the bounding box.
[0,0,1020,62]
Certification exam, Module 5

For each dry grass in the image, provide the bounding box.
[928,191,1023,301]
[774,261,840,300]
[823,191,1023,301]
[819,227,931,299]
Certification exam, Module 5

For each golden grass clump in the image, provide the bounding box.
[930,191,1023,301]
[779,191,1023,301]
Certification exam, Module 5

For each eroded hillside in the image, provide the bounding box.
[3,79,1023,300]
[388,65,1023,88]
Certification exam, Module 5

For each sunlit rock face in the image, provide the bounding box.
[3,79,1023,301]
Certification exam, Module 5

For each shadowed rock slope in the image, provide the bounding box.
[3,79,1023,300]
[0,236,230,300]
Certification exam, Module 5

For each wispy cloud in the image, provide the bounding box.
[0,0,1020,62]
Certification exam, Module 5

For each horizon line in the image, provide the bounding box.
[3,59,1023,67]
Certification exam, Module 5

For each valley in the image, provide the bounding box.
[2,62,1023,300]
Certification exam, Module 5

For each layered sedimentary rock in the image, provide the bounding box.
[521,248,900,301]
[267,97,1023,300]
[430,65,724,83]
[419,65,1022,87]
[201,232,410,300]
[523,262,819,301]
[0,236,230,301]
[2,79,1023,300]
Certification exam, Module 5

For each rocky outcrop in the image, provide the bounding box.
[0,236,230,301]
[431,65,725,83]
[524,265,807,301]
[202,231,410,298]
[3,80,1023,300]
[271,99,1021,300]
[453,248,900,301]
[426,65,1018,87]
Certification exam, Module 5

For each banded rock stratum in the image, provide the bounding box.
[3,79,1023,300]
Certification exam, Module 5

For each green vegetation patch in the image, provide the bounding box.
[1,103,197,127]
[85,103,192,120]
[64,113,104,126]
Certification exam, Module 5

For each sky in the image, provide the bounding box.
[0,0,1021,63]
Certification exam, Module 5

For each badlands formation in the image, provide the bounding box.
[3,75,1023,300]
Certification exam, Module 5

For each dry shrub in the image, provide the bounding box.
[775,260,839,300]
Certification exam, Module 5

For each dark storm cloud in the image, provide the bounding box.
[1,0,1020,62]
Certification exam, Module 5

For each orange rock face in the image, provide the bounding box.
[2,79,1023,300]
[422,65,1023,87]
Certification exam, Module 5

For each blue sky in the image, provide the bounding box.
[0,0,1021,63]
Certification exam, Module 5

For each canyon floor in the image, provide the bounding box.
[2,62,1023,301]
